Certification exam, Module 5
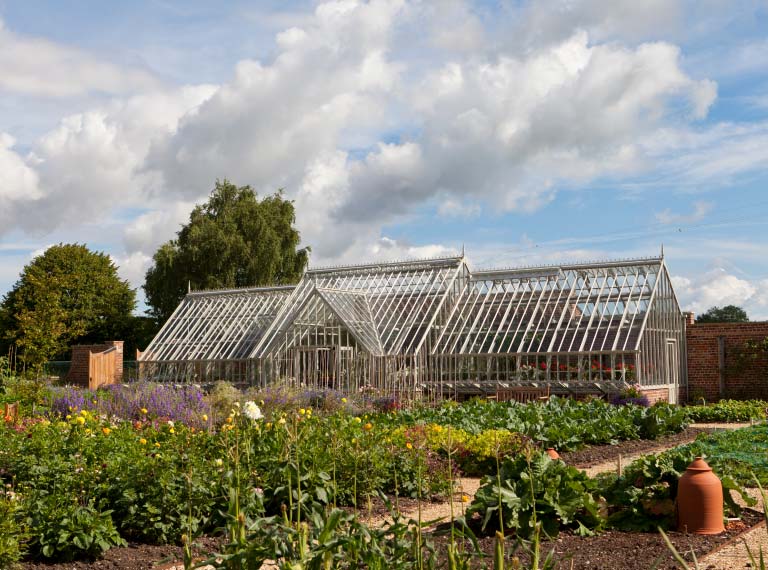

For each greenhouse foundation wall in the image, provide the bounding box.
[640,387,671,405]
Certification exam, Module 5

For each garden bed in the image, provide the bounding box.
[433,508,764,570]
[560,426,711,468]
[20,536,223,570]
[19,509,764,570]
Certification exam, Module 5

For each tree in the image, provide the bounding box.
[0,244,136,370]
[143,180,310,323]
[695,305,749,324]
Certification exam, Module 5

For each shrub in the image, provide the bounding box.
[684,399,767,422]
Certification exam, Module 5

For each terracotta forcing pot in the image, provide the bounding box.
[676,457,725,534]
[546,448,560,460]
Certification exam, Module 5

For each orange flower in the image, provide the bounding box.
[406,442,413,450]
[102,427,111,436]
[363,422,373,431]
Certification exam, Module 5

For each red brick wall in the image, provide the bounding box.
[686,322,768,401]
[641,387,670,404]
[66,341,124,387]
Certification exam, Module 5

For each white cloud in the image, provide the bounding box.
[5,85,217,235]
[512,0,685,47]
[0,18,161,97]
[123,200,198,255]
[0,133,40,201]
[672,268,768,319]
[655,201,714,224]
[139,14,716,259]
[437,198,481,219]
[3,0,762,304]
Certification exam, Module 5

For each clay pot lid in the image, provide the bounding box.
[686,457,713,472]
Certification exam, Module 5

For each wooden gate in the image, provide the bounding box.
[89,346,118,390]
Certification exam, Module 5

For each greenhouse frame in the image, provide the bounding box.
[139,254,686,403]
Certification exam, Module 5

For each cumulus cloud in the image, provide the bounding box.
[672,268,768,319]
[0,133,40,201]
[6,85,217,235]
[0,0,755,297]
[0,18,161,97]
[139,5,716,259]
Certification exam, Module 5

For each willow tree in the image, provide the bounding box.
[143,180,310,323]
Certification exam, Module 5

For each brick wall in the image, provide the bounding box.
[66,341,124,387]
[641,387,671,405]
[686,322,768,401]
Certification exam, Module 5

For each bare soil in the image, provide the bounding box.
[432,509,764,569]
[559,427,711,468]
[20,537,222,570]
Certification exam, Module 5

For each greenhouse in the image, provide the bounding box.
[139,254,686,403]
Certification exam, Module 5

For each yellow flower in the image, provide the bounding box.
[354,417,362,424]
[341,397,347,404]
[461,494,470,503]
[226,417,233,424]
[80,410,88,416]
[406,442,413,450]
[299,408,306,415]
[154,442,161,448]
[85,428,92,435]
[214,458,223,467]
[140,408,148,415]
[102,427,111,436]
[202,414,208,422]
[66,414,72,420]
[278,418,286,425]
[169,427,175,434]
[139,438,147,445]
[265,422,273,429]
[75,416,85,425]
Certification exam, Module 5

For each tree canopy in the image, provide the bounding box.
[143,180,310,323]
[0,244,136,369]
[695,305,749,324]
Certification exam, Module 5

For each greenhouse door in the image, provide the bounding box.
[666,340,679,404]
[338,347,354,392]
[296,347,336,387]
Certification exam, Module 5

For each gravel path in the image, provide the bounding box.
[700,488,767,570]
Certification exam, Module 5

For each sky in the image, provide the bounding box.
[1,0,768,318]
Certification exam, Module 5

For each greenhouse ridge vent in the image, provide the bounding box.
[139,253,686,403]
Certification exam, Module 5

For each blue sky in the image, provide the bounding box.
[1,0,767,318]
